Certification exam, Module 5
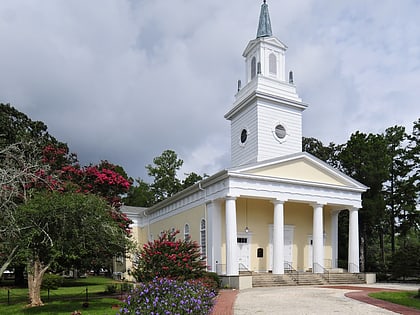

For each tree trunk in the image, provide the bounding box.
[0,246,18,277]
[360,234,366,272]
[27,258,50,307]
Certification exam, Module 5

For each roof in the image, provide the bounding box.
[256,0,272,38]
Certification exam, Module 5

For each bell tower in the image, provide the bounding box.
[225,1,307,167]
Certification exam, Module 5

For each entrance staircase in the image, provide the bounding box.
[252,272,365,287]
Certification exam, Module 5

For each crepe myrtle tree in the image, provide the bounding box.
[133,229,207,282]
[17,191,134,307]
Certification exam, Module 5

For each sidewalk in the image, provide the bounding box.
[212,283,419,315]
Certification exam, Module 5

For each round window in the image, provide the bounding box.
[240,129,248,144]
[274,124,286,139]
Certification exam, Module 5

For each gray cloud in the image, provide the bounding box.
[1,0,418,181]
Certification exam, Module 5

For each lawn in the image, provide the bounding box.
[369,290,420,310]
[0,276,124,315]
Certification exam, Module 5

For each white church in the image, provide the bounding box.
[121,1,370,289]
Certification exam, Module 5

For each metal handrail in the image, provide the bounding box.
[284,262,299,284]
[313,262,330,282]
[239,263,252,275]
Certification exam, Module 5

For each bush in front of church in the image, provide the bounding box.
[132,229,207,283]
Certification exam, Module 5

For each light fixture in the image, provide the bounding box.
[245,199,249,233]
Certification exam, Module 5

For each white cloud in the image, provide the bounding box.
[0,0,419,180]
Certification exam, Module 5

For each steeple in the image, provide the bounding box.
[225,1,307,167]
[256,0,272,38]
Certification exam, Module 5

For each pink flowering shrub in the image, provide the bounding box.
[133,230,207,282]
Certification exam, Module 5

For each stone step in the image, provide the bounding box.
[325,273,365,284]
[252,274,296,287]
[251,272,366,287]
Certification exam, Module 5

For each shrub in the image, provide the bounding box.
[200,271,221,292]
[132,230,207,282]
[41,273,64,290]
[117,277,216,315]
[105,284,117,294]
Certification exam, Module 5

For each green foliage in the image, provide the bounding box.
[17,191,133,273]
[132,230,206,282]
[105,284,117,294]
[200,271,221,290]
[0,103,61,149]
[146,149,183,203]
[123,178,154,207]
[117,277,216,315]
[391,241,420,280]
[124,150,205,207]
[369,291,420,310]
[41,273,64,290]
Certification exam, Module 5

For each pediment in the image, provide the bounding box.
[231,153,367,189]
[243,36,287,57]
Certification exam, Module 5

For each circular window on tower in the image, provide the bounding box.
[273,123,288,143]
[240,128,248,146]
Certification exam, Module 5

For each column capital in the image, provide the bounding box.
[271,199,285,205]
[225,196,237,201]
[310,202,325,209]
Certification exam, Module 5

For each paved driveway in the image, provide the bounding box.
[234,284,419,315]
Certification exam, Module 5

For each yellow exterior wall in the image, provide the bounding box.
[128,198,334,276]
[219,199,332,272]
[149,205,206,242]
[247,160,346,186]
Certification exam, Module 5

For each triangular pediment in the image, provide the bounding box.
[230,153,367,190]
[243,36,287,57]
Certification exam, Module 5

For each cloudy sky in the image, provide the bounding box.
[1,0,419,181]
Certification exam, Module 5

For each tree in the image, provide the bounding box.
[146,150,183,204]
[123,178,154,207]
[132,229,206,282]
[182,172,204,190]
[0,103,60,149]
[383,125,417,253]
[17,191,133,306]
[338,131,391,271]
[0,142,50,277]
[302,137,340,168]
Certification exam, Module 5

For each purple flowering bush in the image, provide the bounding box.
[117,277,216,315]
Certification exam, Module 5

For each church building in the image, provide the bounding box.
[122,1,368,289]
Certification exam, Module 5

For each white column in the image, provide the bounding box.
[207,200,222,274]
[225,197,238,276]
[348,207,360,273]
[331,210,340,269]
[272,200,285,274]
[312,203,324,273]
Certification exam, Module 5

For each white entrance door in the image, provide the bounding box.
[307,234,326,271]
[307,236,313,271]
[269,225,294,270]
[237,236,250,271]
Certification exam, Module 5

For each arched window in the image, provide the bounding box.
[184,223,190,241]
[200,219,206,260]
[269,53,277,75]
[251,56,257,79]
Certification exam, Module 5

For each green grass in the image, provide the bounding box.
[369,291,420,310]
[0,277,123,315]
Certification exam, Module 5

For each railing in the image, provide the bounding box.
[239,263,252,275]
[313,263,330,282]
[284,262,299,284]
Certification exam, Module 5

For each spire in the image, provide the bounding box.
[256,0,272,38]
